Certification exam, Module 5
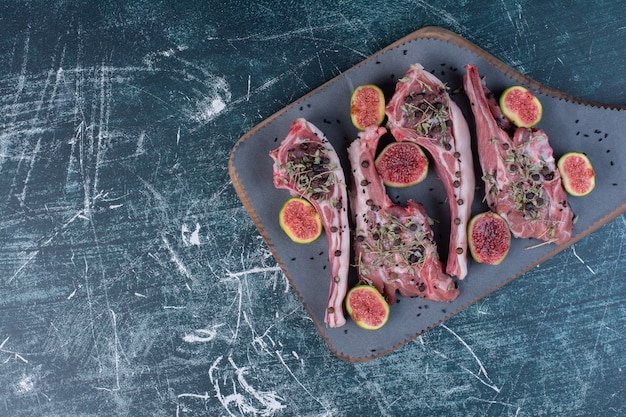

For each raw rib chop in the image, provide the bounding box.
[463,64,574,244]
[348,125,459,304]
[386,64,474,280]
[270,118,350,327]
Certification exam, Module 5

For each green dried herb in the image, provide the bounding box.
[357,213,433,278]
[282,142,337,199]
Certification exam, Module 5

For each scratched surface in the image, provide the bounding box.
[0,1,624,416]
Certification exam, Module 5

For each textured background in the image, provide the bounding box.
[0,1,624,416]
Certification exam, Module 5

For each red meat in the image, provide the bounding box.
[348,126,459,303]
[463,65,574,244]
[386,64,475,279]
[270,118,350,327]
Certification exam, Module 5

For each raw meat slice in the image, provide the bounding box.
[385,64,474,279]
[348,126,459,304]
[270,118,350,327]
[463,65,574,244]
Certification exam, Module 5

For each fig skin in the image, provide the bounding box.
[499,86,543,128]
[350,84,386,130]
[279,197,323,244]
[345,285,390,330]
[468,211,511,265]
[374,141,429,188]
[557,152,596,196]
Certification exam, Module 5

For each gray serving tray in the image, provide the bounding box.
[229,27,625,362]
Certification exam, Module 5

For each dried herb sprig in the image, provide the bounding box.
[281,142,337,200]
[400,93,450,138]
[357,213,433,279]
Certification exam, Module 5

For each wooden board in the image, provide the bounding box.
[229,27,626,362]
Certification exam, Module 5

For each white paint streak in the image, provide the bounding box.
[191,89,229,124]
[411,0,469,34]
[16,374,35,393]
[67,288,78,300]
[183,325,224,343]
[245,311,274,355]
[110,309,121,391]
[467,396,516,408]
[276,350,334,415]
[440,324,501,393]
[13,28,30,107]
[7,209,85,283]
[135,131,146,155]
[178,392,211,400]
[246,75,251,102]
[7,250,39,284]
[225,266,282,279]
[571,245,596,275]
[204,355,285,416]
[18,137,42,206]
[181,223,201,247]
[162,234,194,282]
[0,337,29,364]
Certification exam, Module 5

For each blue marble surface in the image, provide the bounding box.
[0,1,624,416]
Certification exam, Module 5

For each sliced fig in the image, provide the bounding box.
[557,152,596,196]
[279,197,322,244]
[374,141,429,188]
[345,285,390,330]
[499,85,543,128]
[350,84,386,130]
[468,211,511,265]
